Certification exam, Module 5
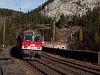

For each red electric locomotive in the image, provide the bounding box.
[16,29,42,59]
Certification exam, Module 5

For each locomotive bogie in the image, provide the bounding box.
[21,50,41,56]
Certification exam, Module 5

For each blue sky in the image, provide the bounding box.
[0,0,47,13]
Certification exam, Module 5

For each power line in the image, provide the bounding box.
[17,0,21,11]
[15,0,19,11]
[15,0,21,12]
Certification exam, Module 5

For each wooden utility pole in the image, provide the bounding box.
[3,19,5,48]
[53,21,55,43]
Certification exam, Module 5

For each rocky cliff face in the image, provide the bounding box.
[41,0,100,20]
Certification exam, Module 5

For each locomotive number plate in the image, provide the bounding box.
[30,44,35,48]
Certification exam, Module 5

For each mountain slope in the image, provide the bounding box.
[0,8,21,17]
[41,0,100,20]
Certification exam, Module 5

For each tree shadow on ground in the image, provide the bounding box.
[10,46,22,59]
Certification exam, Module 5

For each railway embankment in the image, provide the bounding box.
[43,47,100,64]
[0,46,28,75]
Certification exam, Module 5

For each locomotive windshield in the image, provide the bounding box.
[24,34,42,42]
[24,35,32,41]
[34,35,42,42]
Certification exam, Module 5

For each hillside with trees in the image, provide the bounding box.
[66,7,100,51]
[0,8,21,47]
[0,7,53,48]
[80,7,100,51]
[54,6,100,51]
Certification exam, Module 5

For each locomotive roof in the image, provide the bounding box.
[24,30,41,36]
[17,29,42,40]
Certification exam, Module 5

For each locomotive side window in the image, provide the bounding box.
[24,35,32,41]
[34,36,42,42]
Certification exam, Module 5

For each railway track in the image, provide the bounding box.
[28,59,72,75]
[23,52,100,75]
[9,46,100,75]
[41,52,100,75]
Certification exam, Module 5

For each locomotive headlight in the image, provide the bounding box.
[37,46,40,49]
[24,44,28,48]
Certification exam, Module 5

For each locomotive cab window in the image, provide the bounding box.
[24,35,33,41]
[34,35,42,42]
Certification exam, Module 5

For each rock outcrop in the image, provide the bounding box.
[41,0,100,20]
